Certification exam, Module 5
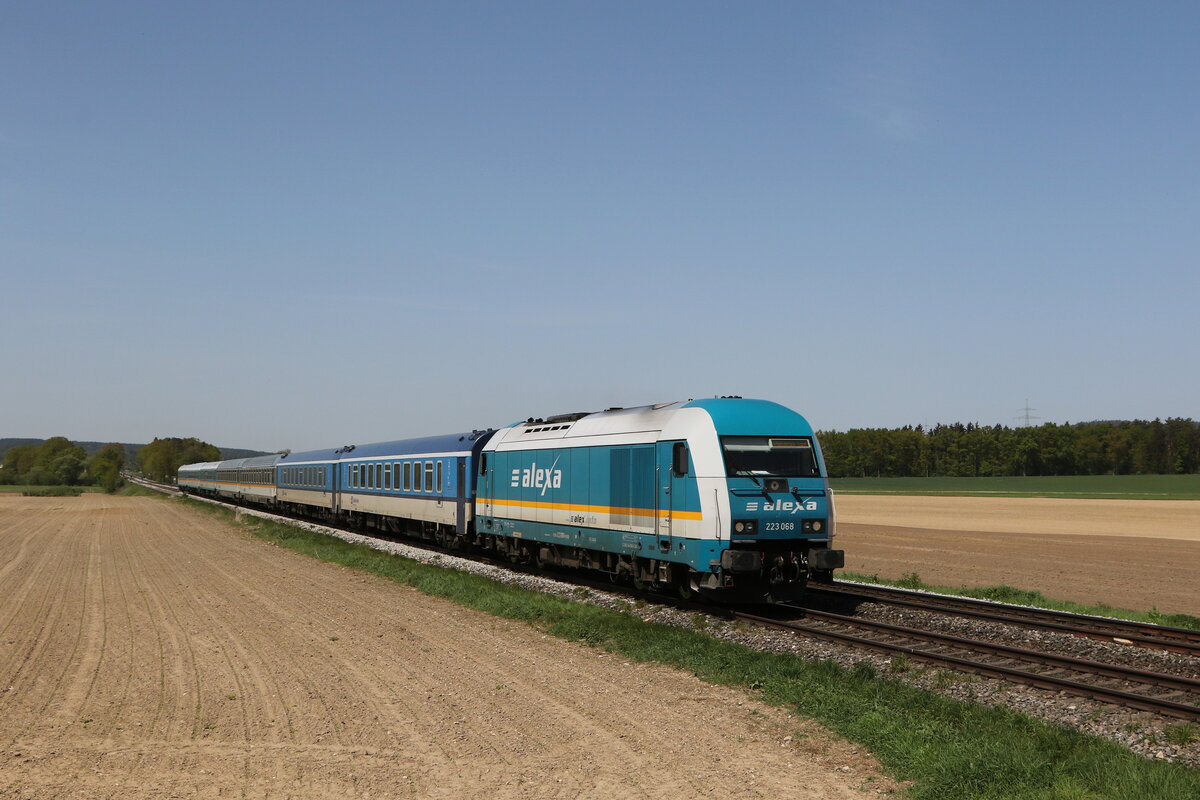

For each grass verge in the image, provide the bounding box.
[119,483,163,498]
[841,571,1200,631]
[176,495,1200,800]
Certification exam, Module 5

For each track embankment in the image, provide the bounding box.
[0,493,893,799]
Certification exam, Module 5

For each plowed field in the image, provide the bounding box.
[0,494,890,799]
[836,496,1200,615]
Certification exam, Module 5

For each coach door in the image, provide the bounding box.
[456,458,467,534]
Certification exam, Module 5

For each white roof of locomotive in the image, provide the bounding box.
[487,402,690,450]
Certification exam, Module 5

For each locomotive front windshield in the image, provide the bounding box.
[721,436,820,478]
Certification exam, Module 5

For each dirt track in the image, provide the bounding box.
[836,496,1200,615]
[0,494,890,799]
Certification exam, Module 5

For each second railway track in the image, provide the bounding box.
[736,606,1200,721]
[807,580,1200,657]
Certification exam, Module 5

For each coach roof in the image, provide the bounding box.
[282,431,489,464]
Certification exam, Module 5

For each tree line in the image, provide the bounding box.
[817,418,1200,478]
[1,436,221,491]
[1,438,126,492]
[136,437,221,483]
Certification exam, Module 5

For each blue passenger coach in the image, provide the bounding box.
[333,432,493,541]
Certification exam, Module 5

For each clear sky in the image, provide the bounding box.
[3,1,1197,452]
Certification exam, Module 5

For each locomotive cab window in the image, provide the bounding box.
[721,436,820,477]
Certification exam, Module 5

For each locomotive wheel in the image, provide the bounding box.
[632,576,652,593]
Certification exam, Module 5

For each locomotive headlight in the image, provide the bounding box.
[735,521,745,533]
[812,520,823,532]
[733,520,757,534]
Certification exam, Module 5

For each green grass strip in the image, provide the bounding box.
[181,496,1200,799]
[841,571,1200,632]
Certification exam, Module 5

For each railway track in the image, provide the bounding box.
[154,483,1200,721]
[737,606,1200,721]
[807,580,1200,657]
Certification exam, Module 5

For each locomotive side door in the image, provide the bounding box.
[656,441,687,553]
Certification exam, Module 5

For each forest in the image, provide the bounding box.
[817,418,1200,478]
[1,436,221,490]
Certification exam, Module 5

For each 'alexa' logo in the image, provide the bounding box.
[511,457,562,496]
[745,500,818,514]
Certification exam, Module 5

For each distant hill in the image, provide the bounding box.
[0,438,267,463]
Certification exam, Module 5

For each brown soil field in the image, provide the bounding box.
[835,496,1200,615]
[0,494,894,799]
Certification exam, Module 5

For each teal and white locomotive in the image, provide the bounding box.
[476,398,841,602]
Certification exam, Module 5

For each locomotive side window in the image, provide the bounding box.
[672,442,689,476]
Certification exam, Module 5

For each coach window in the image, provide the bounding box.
[436,461,443,493]
[375,463,382,489]
[401,462,409,491]
[425,461,433,492]
[385,462,392,490]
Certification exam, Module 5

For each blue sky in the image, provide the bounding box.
[3,1,1197,451]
